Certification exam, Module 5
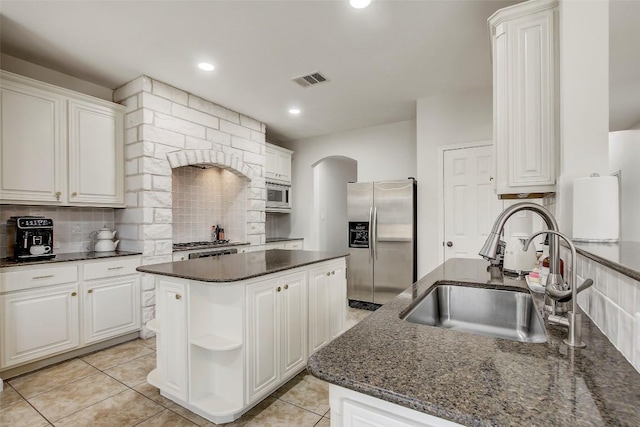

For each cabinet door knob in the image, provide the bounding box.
[331,271,335,275]
[55,191,62,200]
[277,286,282,292]
[72,192,77,197]
[326,272,331,276]
[71,292,77,297]
[88,289,93,294]
[489,176,494,181]
[175,294,182,300]
[446,241,453,247]
[284,284,289,290]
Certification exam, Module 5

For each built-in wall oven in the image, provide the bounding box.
[266,181,291,212]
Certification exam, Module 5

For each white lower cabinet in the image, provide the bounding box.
[146,257,345,425]
[247,271,307,404]
[0,256,141,372]
[83,274,140,344]
[1,283,79,368]
[309,260,347,355]
[330,384,465,427]
[155,279,188,401]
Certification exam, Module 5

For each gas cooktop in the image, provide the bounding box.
[173,240,230,250]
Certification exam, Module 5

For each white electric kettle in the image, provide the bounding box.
[503,236,537,275]
[90,226,120,252]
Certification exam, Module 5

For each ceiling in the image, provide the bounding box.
[1,1,638,142]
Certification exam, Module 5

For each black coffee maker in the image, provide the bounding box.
[7,216,56,261]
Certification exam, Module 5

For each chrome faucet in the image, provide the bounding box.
[523,230,593,347]
[479,202,566,293]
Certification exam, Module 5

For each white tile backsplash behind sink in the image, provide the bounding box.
[566,247,640,372]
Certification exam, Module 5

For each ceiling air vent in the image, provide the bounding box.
[292,72,329,88]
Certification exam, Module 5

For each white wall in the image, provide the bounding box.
[416,87,493,277]
[284,119,416,250]
[1,53,113,100]
[555,0,610,234]
[609,130,640,242]
[315,157,357,253]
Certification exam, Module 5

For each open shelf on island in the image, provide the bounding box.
[191,334,242,351]
[147,368,162,388]
[192,394,243,416]
[146,319,160,333]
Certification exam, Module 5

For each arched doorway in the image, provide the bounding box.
[312,156,357,252]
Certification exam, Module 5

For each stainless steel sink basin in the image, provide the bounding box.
[402,284,547,343]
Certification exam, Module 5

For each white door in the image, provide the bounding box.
[67,99,124,206]
[329,262,347,341]
[1,283,79,368]
[308,265,331,354]
[443,145,503,261]
[0,80,64,203]
[246,278,279,403]
[83,275,140,344]
[157,279,188,401]
[279,272,307,381]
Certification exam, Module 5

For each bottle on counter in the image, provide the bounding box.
[211,225,218,241]
[218,227,225,240]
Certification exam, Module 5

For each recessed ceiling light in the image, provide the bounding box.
[289,108,301,115]
[350,0,371,9]
[198,63,215,71]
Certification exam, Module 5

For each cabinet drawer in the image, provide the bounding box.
[83,257,140,280]
[1,265,78,293]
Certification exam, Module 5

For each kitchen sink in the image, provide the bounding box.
[402,283,547,343]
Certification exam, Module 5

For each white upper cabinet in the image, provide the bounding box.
[489,0,558,198]
[0,71,125,207]
[265,142,293,183]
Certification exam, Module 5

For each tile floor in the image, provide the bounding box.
[0,307,372,427]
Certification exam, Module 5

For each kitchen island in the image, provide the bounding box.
[137,249,348,424]
[308,258,640,427]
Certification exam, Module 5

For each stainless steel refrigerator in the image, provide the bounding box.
[347,178,417,305]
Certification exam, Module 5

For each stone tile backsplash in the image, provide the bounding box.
[0,205,115,258]
[172,166,246,243]
[564,246,640,373]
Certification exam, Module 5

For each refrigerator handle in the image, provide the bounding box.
[372,206,378,260]
[368,206,374,262]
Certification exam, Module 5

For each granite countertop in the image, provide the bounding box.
[266,237,303,243]
[137,249,347,282]
[573,241,640,281]
[0,250,142,269]
[308,258,640,427]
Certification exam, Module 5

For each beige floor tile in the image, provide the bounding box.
[133,382,174,408]
[0,400,49,427]
[168,403,211,426]
[139,336,157,350]
[225,398,322,427]
[29,372,127,421]
[82,340,153,371]
[324,408,331,419]
[0,384,25,409]
[9,359,99,399]
[53,389,163,427]
[104,354,156,387]
[346,307,373,330]
[137,409,199,426]
[315,417,330,427]
[274,372,329,416]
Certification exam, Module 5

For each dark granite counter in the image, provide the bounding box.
[0,250,142,269]
[308,258,640,427]
[266,237,303,243]
[137,249,347,282]
[573,241,640,281]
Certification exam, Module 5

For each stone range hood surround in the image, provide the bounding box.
[113,75,267,338]
[170,150,253,243]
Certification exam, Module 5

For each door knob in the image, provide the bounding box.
[446,241,453,247]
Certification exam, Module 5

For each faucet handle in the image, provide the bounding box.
[554,278,593,303]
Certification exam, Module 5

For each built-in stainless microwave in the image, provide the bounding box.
[266,181,291,211]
